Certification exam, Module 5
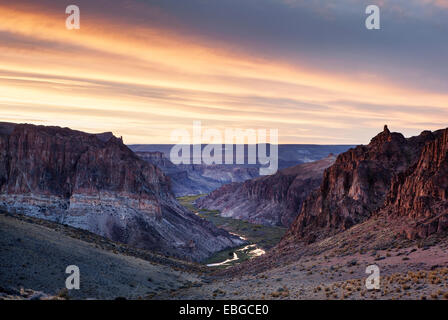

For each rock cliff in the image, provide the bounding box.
[286,126,445,243]
[381,128,448,239]
[196,155,336,227]
[0,123,243,261]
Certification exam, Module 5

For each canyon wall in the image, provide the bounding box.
[0,123,243,261]
[196,155,336,227]
[285,126,447,243]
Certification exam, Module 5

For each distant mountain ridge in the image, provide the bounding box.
[0,122,243,262]
[129,144,353,168]
[130,144,353,196]
[135,151,259,196]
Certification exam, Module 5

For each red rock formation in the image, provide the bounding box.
[196,155,336,227]
[285,126,443,243]
[381,128,448,239]
[0,123,243,261]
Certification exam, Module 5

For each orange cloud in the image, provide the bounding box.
[0,3,447,144]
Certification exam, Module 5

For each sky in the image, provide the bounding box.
[0,0,447,144]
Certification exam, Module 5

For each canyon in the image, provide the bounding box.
[130,144,352,196]
[286,125,448,245]
[135,150,259,197]
[1,123,447,300]
[0,122,243,262]
[195,154,336,227]
[222,125,448,278]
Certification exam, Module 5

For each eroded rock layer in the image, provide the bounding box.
[286,126,447,243]
[196,155,336,227]
[0,122,242,261]
[381,128,448,239]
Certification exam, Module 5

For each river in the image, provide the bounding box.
[206,242,265,267]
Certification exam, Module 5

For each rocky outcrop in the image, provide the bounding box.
[0,122,243,261]
[196,155,336,227]
[286,126,444,243]
[381,128,448,239]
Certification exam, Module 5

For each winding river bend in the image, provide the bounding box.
[178,195,285,268]
[206,243,266,267]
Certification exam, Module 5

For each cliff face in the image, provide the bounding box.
[0,123,242,261]
[286,126,444,243]
[381,128,448,239]
[196,155,336,227]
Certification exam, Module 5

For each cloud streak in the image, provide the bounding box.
[0,0,447,144]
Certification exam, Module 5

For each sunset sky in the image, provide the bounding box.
[0,0,447,144]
